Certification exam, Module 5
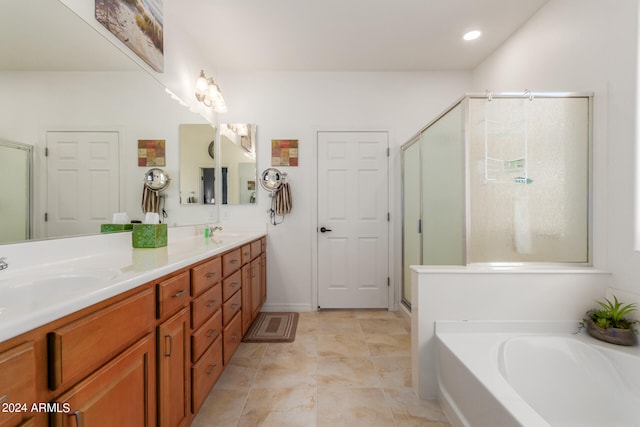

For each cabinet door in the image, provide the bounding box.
[250,258,261,318]
[51,334,155,427]
[261,252,267,306]
[157,308,190,427]
[241,264,252,335]
[0,342,35,427]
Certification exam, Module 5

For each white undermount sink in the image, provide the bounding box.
[0,269,120,315]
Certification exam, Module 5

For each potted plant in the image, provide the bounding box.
[583,296,638,346]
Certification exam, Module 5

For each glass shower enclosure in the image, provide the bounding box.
[401,92,592,308]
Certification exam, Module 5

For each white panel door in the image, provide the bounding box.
[46,131,120,238]
[317,131,389,309]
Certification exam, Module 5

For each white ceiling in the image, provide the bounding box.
[175,0,550,72]
[0,0,549,72]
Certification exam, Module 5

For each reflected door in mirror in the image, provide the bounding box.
[0,141,31,243]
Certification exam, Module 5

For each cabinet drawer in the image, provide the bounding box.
[191,310,222,363]
[157,271,190,319]
[222,312,242,365]
[222,248,242,276]
[222,290,242,326]
[191,257,221,296]
[241,244,251,265]
[50,334,156,427]
[250,239,262,259]
[222,270,242,302]
[0,342,36,427]
[191,335,222,414]
[191,284,221,330]
[48,288,154,391]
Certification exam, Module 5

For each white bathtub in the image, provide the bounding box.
[435,321,640,427]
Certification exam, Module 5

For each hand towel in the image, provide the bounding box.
[141,185,160,214]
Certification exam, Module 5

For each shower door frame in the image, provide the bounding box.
[400,91,594,308]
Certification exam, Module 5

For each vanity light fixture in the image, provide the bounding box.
[463,30,482,41]
[194,70,228,113]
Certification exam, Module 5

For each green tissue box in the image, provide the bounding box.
[132,223,167,248]
[100,224,133,233]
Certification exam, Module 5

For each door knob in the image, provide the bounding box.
[320,227,332,233]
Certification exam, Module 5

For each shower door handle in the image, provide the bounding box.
[319,227,332,233]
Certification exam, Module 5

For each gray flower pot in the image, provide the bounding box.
[585,318,637,346]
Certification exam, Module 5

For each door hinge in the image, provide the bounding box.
[45,147,48,157]
[387,147,390,157]
[387,212,390,222]
[387,277,390,287]
[44,212,48,222]
[418,219,422,233]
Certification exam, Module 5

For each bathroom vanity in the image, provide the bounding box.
[0,227,266,427]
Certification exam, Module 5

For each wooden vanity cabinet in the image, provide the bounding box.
[0,235,265,427]
[0,342,36,427]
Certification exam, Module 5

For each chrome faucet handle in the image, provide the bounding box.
[211,226,223,232]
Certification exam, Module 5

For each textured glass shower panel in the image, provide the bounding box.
[468,97,589,262]
[402,139,421,306]
[421,104,465,265]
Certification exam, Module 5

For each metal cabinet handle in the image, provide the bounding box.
[320,226,332,233]
[0,395,7,405]
[231,282,239,288]
[207,299,217,307]
[206,364,218,375]
[164,334,173,357]
[69,410,84,427]
[173,289,187,298]
[206,272,217,278]
[207,329,217,338]
[231,303,240,309]
[230,259,239,264]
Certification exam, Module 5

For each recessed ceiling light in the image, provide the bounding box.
[463,30,482,41]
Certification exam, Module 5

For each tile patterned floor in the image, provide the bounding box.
[192,310,452,427]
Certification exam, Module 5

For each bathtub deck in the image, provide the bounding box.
[435,321,640,427]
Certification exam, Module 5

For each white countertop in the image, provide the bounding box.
[0,224,266,342]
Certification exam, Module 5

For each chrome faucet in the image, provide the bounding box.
[210,226,223,233]
[0,257,7,270]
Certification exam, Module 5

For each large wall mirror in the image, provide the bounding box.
[179,124,257,205]
[0,0,210,245]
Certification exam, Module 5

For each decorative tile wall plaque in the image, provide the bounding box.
[271,139,299,166]
[95,0,164,72]
[138,139,166,166]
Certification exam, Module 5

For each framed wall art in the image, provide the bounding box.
[138,139,166,166]
[271,139,299,166]
[95,0,164,72]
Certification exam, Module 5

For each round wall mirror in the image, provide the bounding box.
[144,168,170,191]
[260,168,283,192]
